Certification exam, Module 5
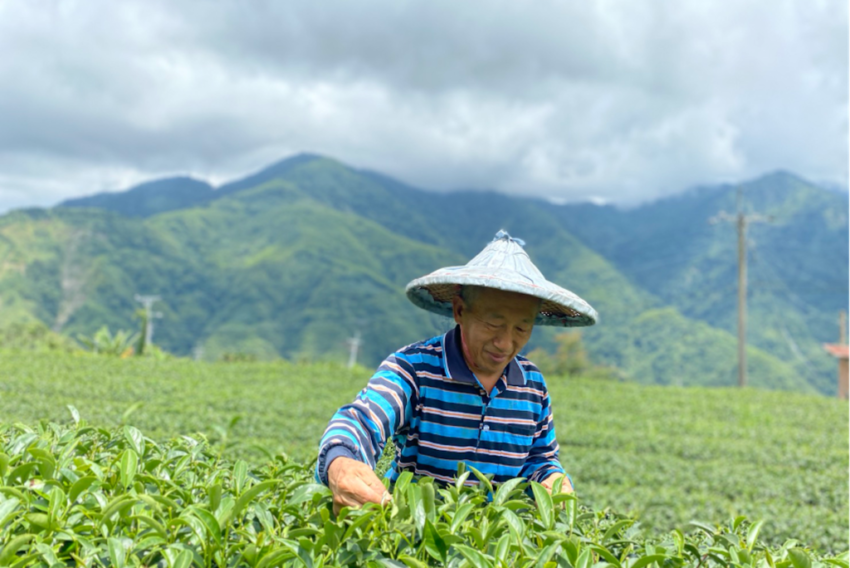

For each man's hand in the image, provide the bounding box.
[541,473,573,495]
[327,456,392,515]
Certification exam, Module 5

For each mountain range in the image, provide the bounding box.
[0,154,846,394]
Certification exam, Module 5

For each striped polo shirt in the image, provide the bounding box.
[316,325,567,487]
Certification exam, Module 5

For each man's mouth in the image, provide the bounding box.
[486,351,508,364]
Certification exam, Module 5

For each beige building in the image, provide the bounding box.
[823,344,849,400]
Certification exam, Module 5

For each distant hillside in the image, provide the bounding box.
[0,155,844,393]
[555,172,849,394]
[61,177,214,217]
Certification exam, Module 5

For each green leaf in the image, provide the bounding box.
[449,502,475,534]
[225,479,278,525]
[26,512,52,530]
[468,465,494,495]
[257,548,297,568]
[689,521,717,536]
[288,482,329,505]
[124,425,144,455]
[454,544,495,568]
[576,548,593,568]
[590,544,622,568]
[108,537,126,568]
[395,470,414,495]
[501,508,526,543]
[455,470,471,492]
[34,542,61,566]
[398,555,430,568]
[7,462,37,484]
[69,475,97,502]
[172,548,194,568]
[421,481,436,523]
[28,448,56,479]
[407,483,426,535]
[533,543,559,568]
[0,496,20,524]
[342,509,377,541]
[120,402,143,424]
[67,405,81,426]
[47,486,65,524]
[788,549,812,568]
[493,477,524,506]
[747,520,765,551]
[424,519,447,564]
[131,514,169,539]
[602,520,634,543]
[189,506,222,547]
[630,554,668,568]
[207,483,222,513]
[99,494,136,524]
[232,460,248,494]
[0,534,34,565]
[120,449,138,488]
[530,481,554,530]
[494,533,511,564]
[732,515,747,531]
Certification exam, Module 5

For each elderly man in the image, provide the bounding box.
[316,231,597,512]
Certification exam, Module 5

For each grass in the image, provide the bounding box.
[0,351,846,552]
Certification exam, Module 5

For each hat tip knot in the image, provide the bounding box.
[493,230,526,248]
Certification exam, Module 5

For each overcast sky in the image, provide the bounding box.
[0,0,846,213]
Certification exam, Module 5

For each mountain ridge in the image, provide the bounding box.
[0,155,843,394]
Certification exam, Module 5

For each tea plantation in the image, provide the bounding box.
[0,351,847,564]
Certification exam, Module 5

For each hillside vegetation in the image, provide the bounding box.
[0,155,846,393]
[0,351,845,551]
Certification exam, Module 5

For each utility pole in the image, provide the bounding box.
[134,295,163,346]
[710,188,772,388]
[346,331,362,369]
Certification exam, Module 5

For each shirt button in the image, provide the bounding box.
[483,425,490,432]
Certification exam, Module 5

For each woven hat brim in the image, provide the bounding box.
[405,267,598,327]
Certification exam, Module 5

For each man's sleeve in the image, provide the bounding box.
[315,353,418,486]
[519,388,571,487]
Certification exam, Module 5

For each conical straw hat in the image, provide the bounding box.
[406,230,597,327]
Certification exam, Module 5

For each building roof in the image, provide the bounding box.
[824,344,850,359]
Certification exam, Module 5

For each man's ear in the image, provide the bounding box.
[451,295,464,325]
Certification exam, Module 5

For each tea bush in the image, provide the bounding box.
[0,420,846,568]
[0,352,846,551]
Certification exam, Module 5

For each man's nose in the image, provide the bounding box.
[492,329,511,351]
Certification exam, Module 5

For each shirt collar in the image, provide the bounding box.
[443,325,526,387]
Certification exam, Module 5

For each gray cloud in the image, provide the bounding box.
[0,0,846,213]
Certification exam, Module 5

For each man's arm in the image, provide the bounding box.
[520,389,573,494]
[316,353,418,507]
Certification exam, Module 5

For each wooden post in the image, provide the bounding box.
[709,188,771,388]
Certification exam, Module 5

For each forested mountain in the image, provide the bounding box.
[557,172,849,394]
[1,154,845,394]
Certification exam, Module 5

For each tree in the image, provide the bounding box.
[527,331,590,377]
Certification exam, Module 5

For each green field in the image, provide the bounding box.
[0,351,847,552]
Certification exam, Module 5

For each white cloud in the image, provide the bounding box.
[0,0,845,213]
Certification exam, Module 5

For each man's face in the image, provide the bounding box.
[452,287,539,379]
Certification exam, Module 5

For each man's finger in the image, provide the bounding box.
[339,474,384,506]
[351,477,386,504]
